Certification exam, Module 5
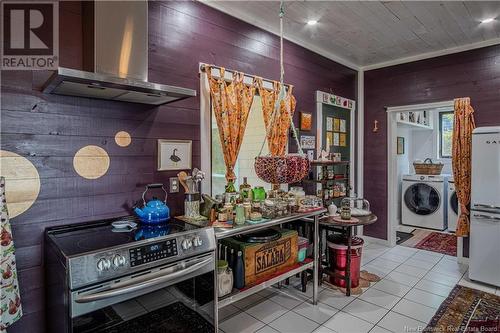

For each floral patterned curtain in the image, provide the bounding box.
[257,79,296,156]
[0,177,22,331]
[206,67,257,181]
[452,98,476,237]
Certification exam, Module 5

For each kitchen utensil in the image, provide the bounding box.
[133,184,170,224]
[177,171,190,192]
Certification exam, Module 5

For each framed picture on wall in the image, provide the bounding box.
[300,135,315,149]
[333,118,340,131]
[326,117,333,131]
[333,133,340,146]
[158,139,192,171]
[300,112,312,131]
[339,133,347,147]
[340,119,346,133]
[397,137,405,155]
[326,132,333,148]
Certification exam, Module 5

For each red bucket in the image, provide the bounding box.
[327,235,364,288]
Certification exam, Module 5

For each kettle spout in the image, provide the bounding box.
[134,207,145,218]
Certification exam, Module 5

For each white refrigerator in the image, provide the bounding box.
[469,126,500,287]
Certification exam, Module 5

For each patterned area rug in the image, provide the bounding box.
[414,231,457,256]
[425,285,500,332]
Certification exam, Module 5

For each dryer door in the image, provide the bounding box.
[450,191,459,215]
[404,183,440,215]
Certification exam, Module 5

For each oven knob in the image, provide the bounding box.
[97,258,111,272]
[181,238,192,250]
[192,236,203,247]
[112,255,126,268]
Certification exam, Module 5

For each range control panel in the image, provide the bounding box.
[129,239,178,267]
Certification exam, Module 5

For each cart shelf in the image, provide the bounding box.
[217,259,313,308]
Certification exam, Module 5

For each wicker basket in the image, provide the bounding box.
[413,158,444,175]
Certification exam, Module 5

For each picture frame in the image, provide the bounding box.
[326,117,333,131]
[397,137,405,155]
[333,118,340,132]
[339,133,347,147]
[340,119,346,133]
[333,133,340,146]
[300,112,312,131]
[158,139,192,171]
[300,135,316,149]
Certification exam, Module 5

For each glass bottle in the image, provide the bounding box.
[239,177,252,200]
[234,251,245,289]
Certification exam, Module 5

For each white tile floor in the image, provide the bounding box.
[219,241,500,333]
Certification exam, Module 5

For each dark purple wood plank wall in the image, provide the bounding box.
[1,1,356,331]
[363,45,500,240]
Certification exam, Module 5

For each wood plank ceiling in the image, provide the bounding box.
[202,1,500,68]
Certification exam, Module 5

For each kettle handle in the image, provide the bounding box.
[142,183,168,205]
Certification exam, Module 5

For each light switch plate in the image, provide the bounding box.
[169,177,179,193]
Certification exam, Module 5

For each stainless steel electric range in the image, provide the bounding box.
[45,216,216,333]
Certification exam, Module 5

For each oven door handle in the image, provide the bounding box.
[74,256,213,303]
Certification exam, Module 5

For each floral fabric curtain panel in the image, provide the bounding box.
[257,80,296,156]
[206,67,257,182]
[0,177,22,331]
[452,97,476,237]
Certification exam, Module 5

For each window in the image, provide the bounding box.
[439,111,454,158]
[211,95,272,195]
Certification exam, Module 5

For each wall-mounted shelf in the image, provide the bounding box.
[396,111,433,130]
[397,120,433,130]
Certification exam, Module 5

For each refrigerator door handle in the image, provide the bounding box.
[473,203,500,210]
[473,213,500,221]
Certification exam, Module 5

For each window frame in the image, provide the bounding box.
[438,111,454,159]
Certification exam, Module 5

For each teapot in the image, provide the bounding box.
[133,184,170,224]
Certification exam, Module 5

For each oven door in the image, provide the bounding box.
[70,253,215,333]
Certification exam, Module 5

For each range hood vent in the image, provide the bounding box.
[42,1,196,105]
[43,67,196,105]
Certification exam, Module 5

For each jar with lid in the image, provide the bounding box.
[340,198,352,220]
[275,199,289,217]
[223,202,234,222]
[289,186,305,205]
[262,199,276,219]
[243,199,252,220]
[217,260,233,297]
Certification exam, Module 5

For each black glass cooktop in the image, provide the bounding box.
[47,216,198,257]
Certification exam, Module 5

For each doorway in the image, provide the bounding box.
[386,101,465,260]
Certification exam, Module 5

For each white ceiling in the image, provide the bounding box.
[202,1,500,70]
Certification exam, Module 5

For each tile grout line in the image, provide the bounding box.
[367,247,451,332]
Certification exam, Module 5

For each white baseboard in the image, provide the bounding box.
[360,235,391,247]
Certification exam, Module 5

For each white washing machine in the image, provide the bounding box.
[447,178,459,232]
[402,174,447,230]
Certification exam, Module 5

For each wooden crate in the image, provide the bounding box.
[222,228,298,287]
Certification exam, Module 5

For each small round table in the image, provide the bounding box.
[318,213,378,296]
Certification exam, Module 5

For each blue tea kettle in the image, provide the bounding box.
[133,184,170,225]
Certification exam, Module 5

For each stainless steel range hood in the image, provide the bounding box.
[42,1,196,105]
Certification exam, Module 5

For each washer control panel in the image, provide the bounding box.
[129,239,178,267]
